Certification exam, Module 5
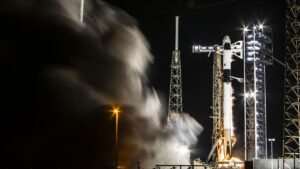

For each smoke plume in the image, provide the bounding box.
[0,0,203,168]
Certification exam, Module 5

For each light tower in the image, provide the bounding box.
[244,25,273,160]
[283,0,300,158]
[168,16,183,124]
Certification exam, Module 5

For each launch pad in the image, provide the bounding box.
[155,161,244,169]
[155,158,300,169]
[162,1,299,166]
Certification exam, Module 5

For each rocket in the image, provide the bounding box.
[222,35,240,159]
[192,35,243,161]
[222,36,233,159]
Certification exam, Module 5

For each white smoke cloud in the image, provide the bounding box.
[0,0,203,168]
[54,0,204,168]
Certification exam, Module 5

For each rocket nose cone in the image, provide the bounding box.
[223,35,231,45]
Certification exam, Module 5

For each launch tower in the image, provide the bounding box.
[283,0,300,158]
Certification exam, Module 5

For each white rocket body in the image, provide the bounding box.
[222,36,233,159]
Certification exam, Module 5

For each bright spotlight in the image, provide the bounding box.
[177,144,189,154]
[259,24,263,29]
[110,106,121,116]
[268,138,275,141]
[253,26,257,30]
[243,27,249,32]
[245,92,255,98]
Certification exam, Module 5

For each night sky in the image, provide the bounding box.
[0,0,286,168]
[105,0,286,160]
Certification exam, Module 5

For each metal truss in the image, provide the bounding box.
[211,53,223,162]
[284,0,300,158]
[168,50,183,115]
[244,26,273,160]
[168,16,183,123]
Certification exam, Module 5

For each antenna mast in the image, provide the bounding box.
[80,0,85,22]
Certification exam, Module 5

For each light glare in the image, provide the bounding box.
[113,107,120,115]
[177,144,189,154]
[245,91,255,98]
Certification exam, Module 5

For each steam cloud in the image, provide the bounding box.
[0,0,203,168]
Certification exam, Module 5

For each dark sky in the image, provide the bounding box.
[104,0,286,160]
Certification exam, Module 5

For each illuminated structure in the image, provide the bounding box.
[80,0,85,22]
[191,49,224,162]
[192,36,243,162]
[168,16,183,124]
[211,52,224,162]
[244,25,273,160]
[109,106,121,169]
[283,0,300,158]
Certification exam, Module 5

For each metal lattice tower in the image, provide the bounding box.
[283,0,300,158]
[244,26,273,160]
[192,45,225,162]
[168,16,183,123]
[211,52,223,161]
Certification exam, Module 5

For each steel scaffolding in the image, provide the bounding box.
[283,0,300,158]
[211,53,223,162]
[168,16,183,123]
[244,26,273,160]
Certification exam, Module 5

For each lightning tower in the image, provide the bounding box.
[244,25,273,160]
[283,0,300,158]
[168,16,183,123]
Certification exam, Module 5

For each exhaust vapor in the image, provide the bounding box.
[0,0,202,168]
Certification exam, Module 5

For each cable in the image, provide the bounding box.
[196,0,238,9]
